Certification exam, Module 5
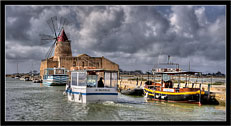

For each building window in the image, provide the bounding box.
[73,61,76,67]
[82,62,84,67]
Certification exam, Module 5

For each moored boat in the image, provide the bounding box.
[32,79,42,83]
[42,68,68,86]
[20,76,30,81]
[144,62,218,105]
[120,87,144,96]
[64,69,118,103]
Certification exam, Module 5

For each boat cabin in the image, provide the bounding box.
[43,68,69,86]
[70,69,118,88]
[146,71,203,92]
[66,69,118,103]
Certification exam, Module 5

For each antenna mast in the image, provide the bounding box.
[17,61,18,74]
[156,47,162,68]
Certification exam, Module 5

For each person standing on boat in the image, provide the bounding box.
[98,77,104,87]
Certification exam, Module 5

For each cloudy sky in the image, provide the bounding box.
[5,5,226,74]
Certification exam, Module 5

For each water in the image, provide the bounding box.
[5,77,226,121]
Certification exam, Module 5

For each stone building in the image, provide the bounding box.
[40,29,119,79]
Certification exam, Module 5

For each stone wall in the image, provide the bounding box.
[102,56,119,71]
[40,58,58,79]
[40,55,119,81]
[54,40,72,60]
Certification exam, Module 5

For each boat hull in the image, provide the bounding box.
[144,88,219,105]
[144,88,205,102]
[43,75,68,86]
[66,86,118,103]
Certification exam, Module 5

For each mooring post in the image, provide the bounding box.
[208,84,211,100]
[120,77,122,91]
[136,77,138,87]
[199,83,202,106]
[211,76,213,88]
[160,85,162,100]
[148,72,149,82]
[140,75,143,86]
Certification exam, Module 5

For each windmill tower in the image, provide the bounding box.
[40,16,72,61]
[54,28,72,60]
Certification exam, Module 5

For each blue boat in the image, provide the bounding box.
[43,68,69,86]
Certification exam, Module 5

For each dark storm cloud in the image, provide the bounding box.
[5,5,226,73]
[6,6,32,43]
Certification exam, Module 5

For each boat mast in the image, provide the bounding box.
[17,62,18,74]
[188,60,191,87]
[16,58,19,76]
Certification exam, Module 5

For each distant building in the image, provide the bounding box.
[40,29,119,79]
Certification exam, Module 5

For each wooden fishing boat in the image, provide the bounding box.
[144,62,218,105]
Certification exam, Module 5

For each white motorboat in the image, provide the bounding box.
[64,69,118,103]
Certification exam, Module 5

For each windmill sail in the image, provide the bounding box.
[40,17,70,59]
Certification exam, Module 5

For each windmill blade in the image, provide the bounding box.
[40,39,52,45]
[47,43,56,58]
[39,34,55,40]
[39,34,56,45]
[45,41,56,59]
[58,17,70,36]
[47,16,58,38]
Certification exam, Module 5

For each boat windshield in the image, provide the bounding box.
[55,69,65,74]
[71,71,118,88]
[87,75,97,87]
[71,71,87,86]
[44,68,66,75]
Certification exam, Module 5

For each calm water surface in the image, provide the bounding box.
[5,77,226,121]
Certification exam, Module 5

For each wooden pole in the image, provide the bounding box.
[199,83,202,106]
[148,72,150,84]
[17,61,19,76]
[208,84,211,100]
[211,76,213,88]
[185,74,187,85]
[140,75,143,86]
[136,77,138,87]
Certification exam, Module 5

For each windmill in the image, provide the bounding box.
[39,16,71,59]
